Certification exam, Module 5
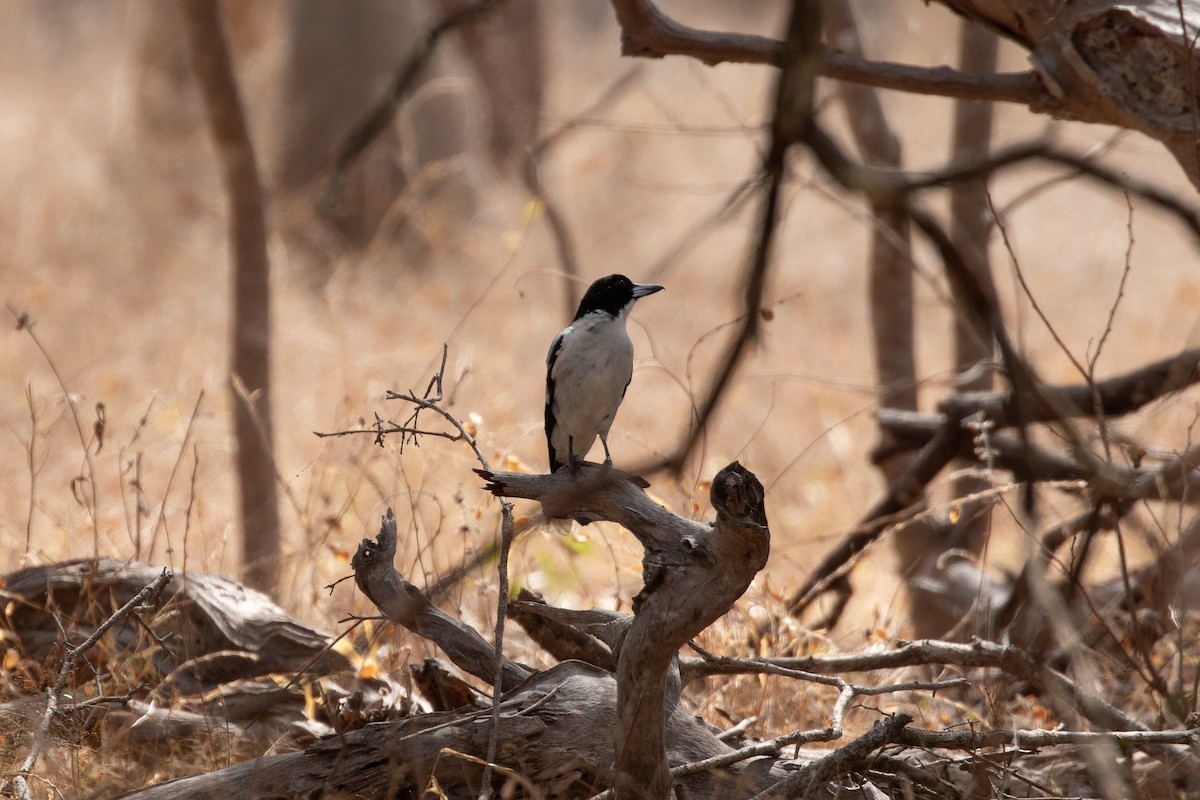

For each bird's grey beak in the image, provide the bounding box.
[632,283,664,299]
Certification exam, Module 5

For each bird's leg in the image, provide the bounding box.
[600,433,613,468]
[567,435,583,473]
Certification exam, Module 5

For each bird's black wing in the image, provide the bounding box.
[544,328,568,472]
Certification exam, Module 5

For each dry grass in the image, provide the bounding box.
[3,1,1200,795]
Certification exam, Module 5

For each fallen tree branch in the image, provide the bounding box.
[750,713,914,800]
[681,636,1143,734]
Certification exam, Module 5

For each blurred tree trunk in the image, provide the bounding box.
[824,3,929,617]
[945,19,999,550]
[824,2,916,437]
[827,5,1005,636]
[182,0,280,592]
[272,0,415,248]
[446,0,545,171]
[896,20,1002,638]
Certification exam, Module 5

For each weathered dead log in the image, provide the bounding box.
[478,461,771,800]
[1,559,349,693]
[115,659,790,800]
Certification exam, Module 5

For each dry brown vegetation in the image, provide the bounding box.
[3,1,1200,798]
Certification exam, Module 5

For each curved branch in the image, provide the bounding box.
[351,508,530,692]
[326,0,500,186]
[611,0,1049,104]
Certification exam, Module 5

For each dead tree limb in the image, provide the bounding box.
[750,714,914,800]
[609,0,1200,187]
[478,461,770,800]
[352,508,531,691]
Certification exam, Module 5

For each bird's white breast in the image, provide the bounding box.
[548,311,635,460]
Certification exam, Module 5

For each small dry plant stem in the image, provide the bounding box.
[318,345,514,800]
[144,391,205,566]
[118,396,156,559]
[3,568,172,800]
[10,307,102,552]
[22,383,39,553]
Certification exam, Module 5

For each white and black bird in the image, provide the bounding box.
[545,274,664,472]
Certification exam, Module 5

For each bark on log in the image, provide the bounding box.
[114,658,794,800]
[0,559,348,694]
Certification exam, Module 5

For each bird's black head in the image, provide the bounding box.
[573,274,664,320]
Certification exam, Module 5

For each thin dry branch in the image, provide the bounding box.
[682,636,1144,733]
